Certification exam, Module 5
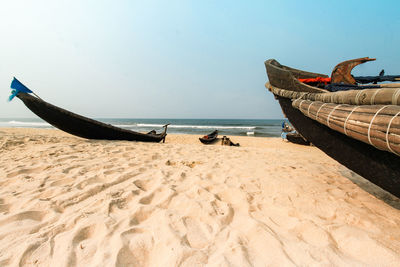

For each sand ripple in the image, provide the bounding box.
[0,128,399,266]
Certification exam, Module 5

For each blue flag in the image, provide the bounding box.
[9,77,33,101]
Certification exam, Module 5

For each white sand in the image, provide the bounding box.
[0,128,399,266]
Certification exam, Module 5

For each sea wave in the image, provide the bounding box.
[0,119,282,137]
[8,120,51,127]
[136,123,256,130]
[113,124,137,128]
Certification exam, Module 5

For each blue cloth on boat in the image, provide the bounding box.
[9,77,33,101]
[325,83,380,92]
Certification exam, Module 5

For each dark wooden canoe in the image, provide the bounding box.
[16,92,169,143]
[286,132,310,146]
[199,130,219,144]
[265,59,400,197]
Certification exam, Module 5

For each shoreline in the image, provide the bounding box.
[0,118,284,138]
[0,127,399,265]
[0,127,284,147]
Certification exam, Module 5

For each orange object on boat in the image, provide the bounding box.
[298,77,331,85]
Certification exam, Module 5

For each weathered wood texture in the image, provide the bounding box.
[17,93,168,142]
[265,59,400,197]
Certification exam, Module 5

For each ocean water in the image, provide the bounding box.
[0,118,284,137]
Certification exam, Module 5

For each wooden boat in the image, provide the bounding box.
[264,59,400,197]
[282,121,310,145]
[286,132,310,146]
[199,130,219,144]
[10,78,169,143]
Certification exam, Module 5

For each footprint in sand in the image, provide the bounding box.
[177,251,208,266]
[151,153,161,160]
[139,193,154,205]
[108,197,129,215]
[117,228,152,267]
[133,179,156,192]
[210,200,234,226]
[103,167,124,175]
[0,198,11,214]
[0,210,46,228]
[182,217,210,249]
[128,162,138,167]
[6,166,46,178]
[56,155,79,163]
[138,187,177,208]
[129,206,153,226]
[50,177,75,187]
[18,242,45,266]
[0,211,48,241]
[66,224,99,266]
[62,165,83,174]
[75,176,104,190]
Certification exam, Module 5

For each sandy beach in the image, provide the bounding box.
[0,127,399,266]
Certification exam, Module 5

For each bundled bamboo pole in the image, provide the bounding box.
[314,114,400,147]
[292,99,400,155]
[267,83,400,105]
[294,100,400,134]
[296,102,400,134]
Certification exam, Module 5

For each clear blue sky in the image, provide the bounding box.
[1,0,399,119]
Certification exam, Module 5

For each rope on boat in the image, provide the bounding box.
[327,104,343,128]
[370,89,380,105]
[292,100,400,156]
[392,88,400,105]
[367,106,388,148]
[315,103,328,121]
[307,101,314,117]
[267,82,400,156]
[343,106,360,136]
[355,90,364,105]
[386,110,400,156]
[298,99,307,112]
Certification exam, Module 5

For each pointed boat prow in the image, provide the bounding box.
[330,57,376,84]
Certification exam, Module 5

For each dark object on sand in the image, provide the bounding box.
[221,136,240,146]
[199,130,219,144]
[10,78,169,143]
[286,132,310,146]
[264,58,400,197]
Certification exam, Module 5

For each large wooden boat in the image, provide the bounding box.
[10,78,169,143]
[265,59,400,197]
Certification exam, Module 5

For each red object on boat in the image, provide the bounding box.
[298,77,331,85]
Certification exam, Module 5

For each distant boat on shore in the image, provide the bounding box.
[265,58,400,197]
[199,130,219,144]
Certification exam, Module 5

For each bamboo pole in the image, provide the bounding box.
[269,84,400,105]
[292,99,400,155]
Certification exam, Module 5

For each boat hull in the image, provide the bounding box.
[286,132,310,146]
[17,93,167,142]
[199,130,219,144]
[277,96,400,197]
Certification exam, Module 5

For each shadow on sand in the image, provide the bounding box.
[340,167,400,210]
